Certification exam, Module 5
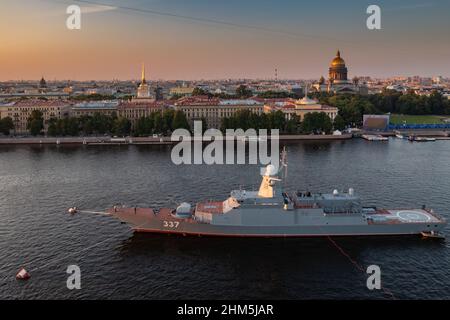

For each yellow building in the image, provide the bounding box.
[70,102,118,117]
[0,100,71,134]
[170,86,195,96]
[264,93,338,122]
[117,101,167,125]
[174,97,264,128]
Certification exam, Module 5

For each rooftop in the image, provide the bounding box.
[175,96,263,107]
[73,101,119,109]
[9,100,72,108]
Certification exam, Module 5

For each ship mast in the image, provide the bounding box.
[280,146,288,183]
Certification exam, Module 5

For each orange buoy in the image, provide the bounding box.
[16,267,31,280]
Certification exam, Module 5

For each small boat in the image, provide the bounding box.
[362,134,389,141]
[395,134,405,139]
[415,137,436,142]
[421,231,445,240]
[408,136,436,142]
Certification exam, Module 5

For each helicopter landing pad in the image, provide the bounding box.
[388,209,440,223]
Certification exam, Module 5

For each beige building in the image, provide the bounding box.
[169,86,195,96]
[173,96,264,128]
[0,100,71,134]
[264,95,338,122]
[70,102,118,117]
[117,101,167,125]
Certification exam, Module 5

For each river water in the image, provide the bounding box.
[0,139,449,299]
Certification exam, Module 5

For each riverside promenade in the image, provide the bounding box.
[0,134,353,146]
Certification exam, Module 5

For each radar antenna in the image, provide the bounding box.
[280,146,288,183]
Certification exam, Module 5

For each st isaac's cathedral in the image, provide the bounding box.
[313,50,368,94]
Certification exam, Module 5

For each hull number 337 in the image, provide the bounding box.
[163,221,180,228]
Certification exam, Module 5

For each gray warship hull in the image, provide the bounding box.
[110,206,446,238]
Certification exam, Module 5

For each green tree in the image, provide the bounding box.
[285,115,300,134]
[192,87,209,96]
[301,112,333,134]
[153,112,163,134]
[134,116,153,136]
[0,117,14,135]
[172,110,190,131]
[79,116,94,135]
[113,117,132,136]
[47,118,59,136]
[65,118,80,136]
[162,109,175,134]
[236,85,253,99]
[91,112,114,134]
[333,114,346,131]
[27,110,44,136]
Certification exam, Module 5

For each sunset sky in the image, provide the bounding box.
[1,0,449,81]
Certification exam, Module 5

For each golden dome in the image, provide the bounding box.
[331,50,346,67]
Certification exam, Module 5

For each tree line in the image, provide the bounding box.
[220,109,342,135]
[313,90,450,127]
[133,109,190,136]
[25,109,191,137]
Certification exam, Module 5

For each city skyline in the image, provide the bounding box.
[1,0,450,81]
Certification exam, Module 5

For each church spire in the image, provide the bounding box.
[337,50,341,58]
[141,63,146,84]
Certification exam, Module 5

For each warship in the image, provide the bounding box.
[104,149,446,238]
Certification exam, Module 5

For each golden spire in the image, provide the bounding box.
[141,63,146,84]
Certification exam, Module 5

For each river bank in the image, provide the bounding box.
[0,134,353,145]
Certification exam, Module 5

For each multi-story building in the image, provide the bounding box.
[263,95,338,122]
[0,100,71,134]
[117,101,167,125]
[70,101,119,117]
[169,86,195,97]
[173,96,264,128]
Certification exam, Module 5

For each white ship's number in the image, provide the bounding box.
[163,221,180,228]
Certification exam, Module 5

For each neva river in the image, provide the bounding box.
[0,139,449,299]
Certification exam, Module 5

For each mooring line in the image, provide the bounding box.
[26,209,146,274]
[29,233,122,272]
[326,236,397,300]
[78,210,112,216]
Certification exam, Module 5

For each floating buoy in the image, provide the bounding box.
[16,268,30,280]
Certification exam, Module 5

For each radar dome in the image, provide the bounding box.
[264,165,278,176]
